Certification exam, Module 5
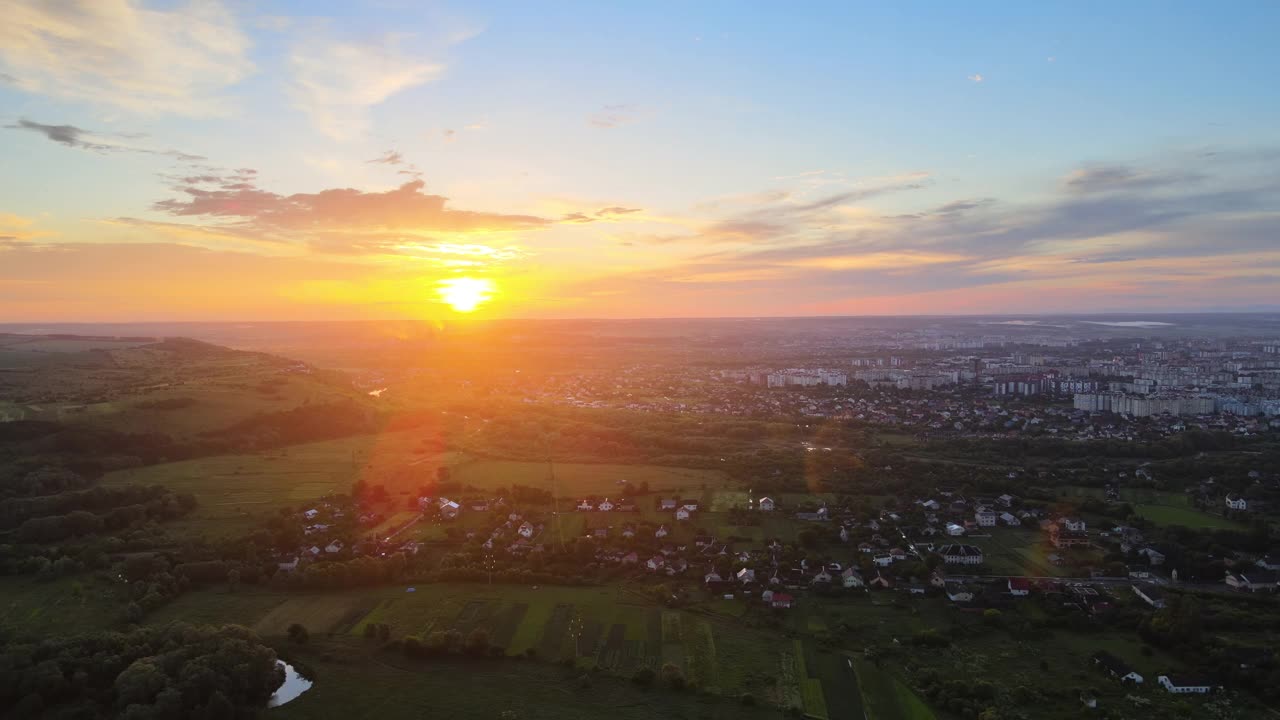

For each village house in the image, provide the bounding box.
[1225,569,1277,592]
[868,571,893,589]
[873,553,893,567]
[999,512,1020,526]
[439,499,460,519]
[518,521,535,538]
[1008,577,1032,596]
[675,507,691,521]
[839,526,850,543]
[1157,675,1217,694]
[1225,494,1248,511]
[938,544,984,565]
[997,494,1015,507]
[757,496,775,511]
[704,568,722,584]
[277,557,299,572]
[770,593,794,609]
[945,522,966,536]
[1093,651,1144,684]
[598,499,614,512]
[659,498,678,510]
[841,567,865,588]
[621,524,636,538]
[303,509,319,520]
[324,540,344,554]
[576,499,594,511]
[737,568,756,584]
[812,569,832,585]
[646,556,665,571]
[655,525,669,538]
[975,509,997,527]
[621,551,639,565]
[1132,584,1166,608]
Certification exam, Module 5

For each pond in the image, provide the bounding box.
[268,661,313,708]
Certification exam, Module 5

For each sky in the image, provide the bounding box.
[2,0,1279,322]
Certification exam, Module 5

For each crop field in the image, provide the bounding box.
[0,576,130,636]
[153,583,801,703]
[959,530,1082,577]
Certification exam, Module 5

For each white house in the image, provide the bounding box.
[839,526,850,543]
[277,557,299,572]
[1059,517,1086,533]
[999,512,1021,526]
[438,499,460,519]
[659,498,678,510]
[577,500,594,511]
[324,540,344,554]
[598,499,615,512]
[758,497,775,511]
[1093,652,1143,684]
[303,509,319,520]
[675,508,691,521]
[646,556,665,571]
[736,568,756,584]
[655,525,669,538]
[1157,675,1216,694]
[704,569,722,584]
[975,509,997,527]
[517,521,535,539]
[1225,494,1248,511]
[938,544,984,565]
[812,569,832,585]
[873,553,894,567]
[841,568,865,588]
[920,499,941,511]
[945,522,966,536]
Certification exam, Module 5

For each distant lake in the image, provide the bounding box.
[268,661,312,708]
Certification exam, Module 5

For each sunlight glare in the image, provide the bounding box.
[438,277,495,312]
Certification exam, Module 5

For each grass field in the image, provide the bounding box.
[270,635,785,720]
[1133,504,1245,530]
[104,430,732,537]
[853,658,936,720]
[0,575,130,636]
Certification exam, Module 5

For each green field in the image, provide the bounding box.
[853,658,936,720]
[103,431,731,537]
[1133,504,1245,530]
[0,575,130,636]
[270,635,785,720]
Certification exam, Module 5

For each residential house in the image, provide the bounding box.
[704,569,722,584]
[812,569,832,585]
[1226,494,1248,511]
[646,556,665,571]
[997,494,1015,507]
[771,593,795,609]
[1225,569,1277,592]
[873,553,894,567]
[1157,675,1217,694]
[839,526,850,543]
[920,499,941,511]
[1139,547,1166,566]
[438,499,460,519]
[518,521,535,538]
[758,497,776,511]
[621,552,639,565]
[868,571,893,589]
[945,522,966,536]
[659,498,678,510]
[1008,578,1032,596]
[1132,584,1166,609]
[975,509,998,527]
[1093,652,1144,684]
[655,525,669,539]
[945,584,974,602]
[675,508,691,521]
[576,500,594,511]
[621,524,636,539]
[938,544,984,565]
[841,567,865,588]
[598,499,615,512]
[681,499,699,512]
[737,568,756,584]
[303,509,319,520]
[890,547,908,561]
[999,512,1021,526]
[277,557,299,572]
[324,540,344,554]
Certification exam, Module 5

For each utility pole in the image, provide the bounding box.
[543,432,564,552]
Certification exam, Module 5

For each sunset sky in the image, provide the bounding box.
[3,1,1279,321]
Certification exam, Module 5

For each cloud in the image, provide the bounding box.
[967,73,984,83]
[0,0,253,116]
[367,150,405,165]
[289,32,449,140]
[6,118,206,161]
[151,173,551,248]
[589,104,640,128]
[0,212,55,248]
[597,206,643,217]
[1063,164,1204,194]
[561,213,596,224]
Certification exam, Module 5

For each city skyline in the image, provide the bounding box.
[3,1,1280,321]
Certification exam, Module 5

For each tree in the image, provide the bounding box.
[286,623,309,645]
[466,628,490,656]
[632,667,655,686]
[661,663,685,689]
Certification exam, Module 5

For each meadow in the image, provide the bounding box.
[1058,486,1245,531]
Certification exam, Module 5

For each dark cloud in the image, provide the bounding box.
[6,118,206,161]
[367,150,404,165]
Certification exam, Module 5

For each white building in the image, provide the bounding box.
[1157,675,1216,694]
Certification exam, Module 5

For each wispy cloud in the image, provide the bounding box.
[589,104,641,129]
[967,73,984,83]
[0,0,253,116]
[367,150,405,165]
[7,118,205,161]
[288,28,470,140]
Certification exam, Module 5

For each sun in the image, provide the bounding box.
[437,277,495,313]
